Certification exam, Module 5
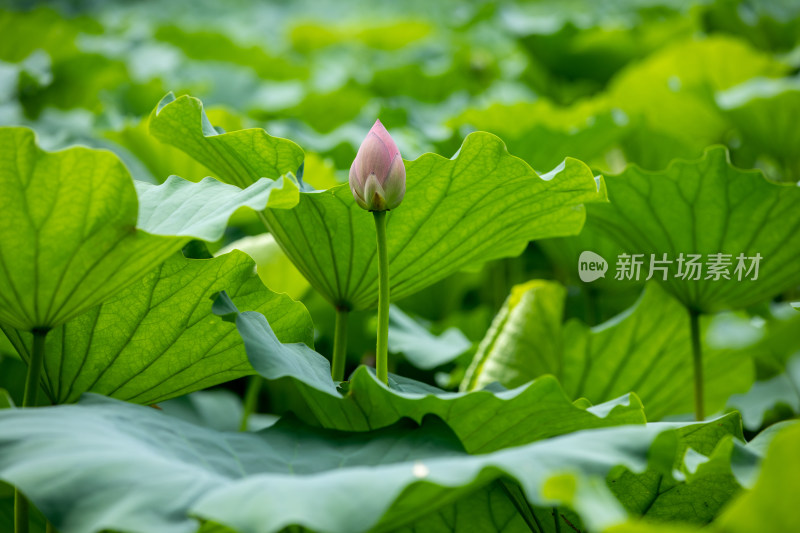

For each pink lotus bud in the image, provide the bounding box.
[349,119,405,211]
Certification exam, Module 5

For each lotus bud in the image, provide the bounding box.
[349,119,405,211]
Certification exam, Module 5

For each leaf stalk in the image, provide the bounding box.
[373,210,390,384]
[16,327,48,533]
[331,308,349,381]
[688,309,704,421]
[239,376,263,432]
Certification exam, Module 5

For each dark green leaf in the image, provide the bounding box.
[214,293,644,453]
[0,395,728,533]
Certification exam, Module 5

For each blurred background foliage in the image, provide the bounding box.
[1,0,799,431]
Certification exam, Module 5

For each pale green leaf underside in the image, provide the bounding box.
[587,146,800,312]
[149,93,305,189]
[149,94,603,310]
[727,354,800,431]
[0,395,730,533]
[213,293,644,454]
[1,251,313,405]
[463,281,754,420]
[134,175,299,241]
[388,305,471,369]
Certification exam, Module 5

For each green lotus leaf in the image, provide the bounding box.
[390,480,537,533]
[0,127,301,332]
[608,36,786,166]
[105,111,234,183]
[261,137,603,310]
[217,233,310,301]
[149,93,305,189]
[159,389,278,433]
[716,76,800,181]
[608,422,800,533]
[727,354,800,431]
[449,98,628,173]
[0,390,11,410]
[609,412,756,525]
[213,292,643,453]
[462,281,754,420]
[388,305,472,370]
[586,146,800,313]
[0,394,736,533]
[0,7,101,63]
[714,422,800,533]
[149,93,604,310]
[134,175,299,241]
[0,127,181,331]
[0,482,45,533]
[1,251,312,405]
[153,25,307,81]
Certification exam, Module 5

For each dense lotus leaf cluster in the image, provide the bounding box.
[1,1,799,532]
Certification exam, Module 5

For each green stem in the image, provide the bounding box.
[14,488,28,533]
[16,328,48,533]
[46,522,57,533]
[331,307,349,381]
[373,210,390,384]
[688,308,704,421]
[239,376,263,432]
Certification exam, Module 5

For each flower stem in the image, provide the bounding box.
[688,308,704,421]
[331,307,349,381]
[16,327,48,533]
[373,210,390,384]
[239,375,263,432]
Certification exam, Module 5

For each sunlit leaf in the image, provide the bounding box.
[262,137,603,310]
[608,36,786,167]
[449,92,628,172]
[586,146,800,312]
[149,93,305,189]
[0,127,181,330]
[610,412,755,524]
[1,251,312,405]
[0,127,300,331]
[462,282,754,420]
[150,94,604,309]
[714,422,800,532]
[217,233,310,301]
